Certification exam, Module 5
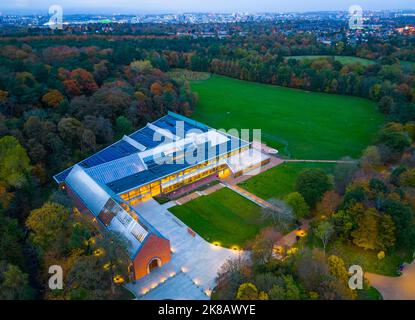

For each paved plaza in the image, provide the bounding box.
[125,199,243,300]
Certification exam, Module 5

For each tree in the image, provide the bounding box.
[314,221,334,253]
[236,283,268,300]
[381,200,415,248]
[58,117,84,148]
[214,256,250,300]
[0,136,31,188]
[129,60,153,74]
[399,168,415,187]
[69,68,98,95]
[236,283,259,300]
[114,116,134,140]
[268,276,301,300]
[333,158,358,194]
[295,169,331,208]
[284,192,309,219]
[26,202,71,252]
[41,89,64,108]
[351,208,379,250]
[250,227,281,265]
[261,198,295,233]
[327,255,349,284]
[0,262,34,299]
[316,191,341,217]
[378,127,411,157]
[378,96,395,114]
[361,146,381,172]
[296,249,355,300]
[377,214,396,250]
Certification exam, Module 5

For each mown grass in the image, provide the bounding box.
[330,242,412,277]
[191,75,383,160]
[286,55,375,66]
[238,162,335,201]
[169,188,267,248]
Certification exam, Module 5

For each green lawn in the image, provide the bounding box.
[330,243,413,277]
[169,188,267,248]
[191,75,383,159]
[286,55,375,66]
[238,162,335,201]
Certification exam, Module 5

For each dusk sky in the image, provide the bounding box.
[1,0,414,14]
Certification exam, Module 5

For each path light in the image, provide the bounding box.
[296,230,307,237]
[103,262,111,270]
[212,241,221,247]
[231,245,239,252]
[204,289,212,297]
[287,247,298,255]
[113,275,124,284]
[273,245,284,255]
[93,248,104,257]
[171,247,176,253]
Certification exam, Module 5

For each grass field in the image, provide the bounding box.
[286,55,375,66]
[238,162,335,200]
[191,75,383,159]
[330,243,413,277]
[169,188,267,248]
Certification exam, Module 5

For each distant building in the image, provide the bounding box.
[54,112,270,280]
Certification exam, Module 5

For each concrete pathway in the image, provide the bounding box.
[125,198,243,300]
[276,221,309,247]
[225,155,284,185]
[225,184,282,212]
[284,159,357,164]
[365,261,415,300]
[175,183,225,205]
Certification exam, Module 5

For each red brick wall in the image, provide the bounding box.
[132,234,171,280]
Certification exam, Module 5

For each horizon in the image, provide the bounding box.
[1,0,415,15]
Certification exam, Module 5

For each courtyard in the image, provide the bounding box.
[125,199,244,300]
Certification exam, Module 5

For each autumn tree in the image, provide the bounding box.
[316,191,341,217]
[351,208,379,250]
[236,283,268,300]
[26,202,71,252]
[42,89,64,108]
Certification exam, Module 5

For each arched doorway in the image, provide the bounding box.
[147,258,161,274]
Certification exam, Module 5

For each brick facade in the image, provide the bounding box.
[132,234,171,279]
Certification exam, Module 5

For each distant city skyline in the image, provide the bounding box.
[1,0,415,14]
